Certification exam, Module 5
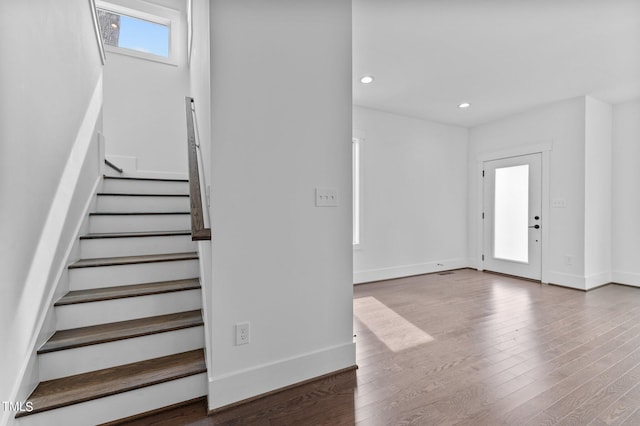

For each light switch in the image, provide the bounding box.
[316,188,338,207]
[551,198,567,208]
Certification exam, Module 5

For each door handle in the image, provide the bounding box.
[528,225,540,229]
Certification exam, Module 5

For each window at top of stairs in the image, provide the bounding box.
[96,0,179,66]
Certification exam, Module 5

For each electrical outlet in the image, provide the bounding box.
[235,322,250,345]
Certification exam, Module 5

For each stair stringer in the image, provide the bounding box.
[195,239,214,405]
[7,175,102,426]
[12,174,208,425]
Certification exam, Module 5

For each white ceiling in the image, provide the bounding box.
[353,0,640,127]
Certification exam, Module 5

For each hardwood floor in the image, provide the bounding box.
[119,270,640,425]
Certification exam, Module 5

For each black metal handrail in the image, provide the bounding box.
[104,159,123,173]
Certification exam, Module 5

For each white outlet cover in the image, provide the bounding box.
[316,188,338,207]
[235,322,250,345]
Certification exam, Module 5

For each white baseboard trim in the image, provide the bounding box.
[353,258,469,284]
[208,342,356,411]
[585,271,613,290]
[466,258,480,271]
[545,271,586,290]
[612,271,640,288]
[105,155,188,180]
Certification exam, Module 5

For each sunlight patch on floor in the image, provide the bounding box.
[354,296,434,352]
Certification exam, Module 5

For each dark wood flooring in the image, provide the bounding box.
[115,270,640,425]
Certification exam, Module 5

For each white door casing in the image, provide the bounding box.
[483,153,542,280]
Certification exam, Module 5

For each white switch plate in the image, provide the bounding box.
[551,198,567,208]
[316,188,338,207]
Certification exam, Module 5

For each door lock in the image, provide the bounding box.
[528,224,540,229]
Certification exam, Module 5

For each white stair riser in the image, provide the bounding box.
[16,373,206,426]
[89,214,191,233]
[69,260,199,290]
[80,235,196,258]
[56,289,202,330]
[96,195,189,213]
[39,327,204,381]
[103,179,188,195]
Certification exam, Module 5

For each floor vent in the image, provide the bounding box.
[438,271,454,276]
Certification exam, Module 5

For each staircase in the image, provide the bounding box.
[16,175,207,426]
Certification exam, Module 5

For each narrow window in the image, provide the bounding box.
[96,8,170,58]
[353,138,361,247]
[94,1,179,65]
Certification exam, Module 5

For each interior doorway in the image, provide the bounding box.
[483,153,542,280]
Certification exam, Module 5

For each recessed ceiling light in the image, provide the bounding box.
[360,75,375,84]
[458,102,471,109]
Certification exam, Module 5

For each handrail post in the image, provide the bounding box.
[185,96,211,241]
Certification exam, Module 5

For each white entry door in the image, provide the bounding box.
[483,153,542,280]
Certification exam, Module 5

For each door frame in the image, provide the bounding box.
[476,141,552,283]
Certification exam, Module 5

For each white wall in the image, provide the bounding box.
[353,106,469,283]
[188,0,211,188]
[102,0,189,176]
[469,97,588,288]
[584,96,612,287]
[612,99,640,287]
[207,0,354,410]
[187,0,214,386]
[0,0,103,421]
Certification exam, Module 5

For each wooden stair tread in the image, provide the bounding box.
[18,349,205,417]
[97,193,189,197]
[89,211,190,216]
[103,175,188,182]
[80,230,191,239]
[38,310,203,353]
[68,252,198,269]
[55,279,201,306]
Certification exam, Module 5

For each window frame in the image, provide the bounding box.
[96,0,180,66]
[353,137,363,249]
